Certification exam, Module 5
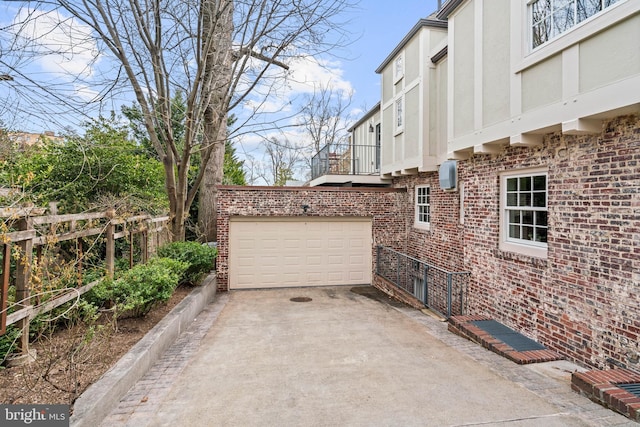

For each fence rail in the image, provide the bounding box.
[375,246,470,318]
[0,209,171,359]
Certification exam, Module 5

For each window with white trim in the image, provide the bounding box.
[501,170,548,257]
[530,0,622,49]
[394,55,404,82]
[395,97,404,130]
[415,185,430,229]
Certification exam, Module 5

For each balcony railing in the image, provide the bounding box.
[311,143,380,180]
[376,246,470,318]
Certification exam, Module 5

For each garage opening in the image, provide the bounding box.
[229,217,372,289]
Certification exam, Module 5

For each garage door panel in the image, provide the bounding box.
[230,219,372,289]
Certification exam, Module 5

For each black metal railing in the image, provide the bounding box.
[311,143,380,180]
[375,246,470,318]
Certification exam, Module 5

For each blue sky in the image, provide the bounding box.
[340,0,441,114]
[0,0,442,182]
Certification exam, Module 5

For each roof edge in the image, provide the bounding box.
[431,46,448,64]
[348,102,381,132]
[436,0,466,19]
[375,18,448,74]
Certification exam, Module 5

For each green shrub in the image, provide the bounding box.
[88,257,188,318]
[156,241,216,285]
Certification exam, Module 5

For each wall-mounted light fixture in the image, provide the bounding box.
[368,124,374,132]
[302,204,310,213]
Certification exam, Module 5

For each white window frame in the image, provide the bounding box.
[395,96,404,133]
[414,185,431,230]
[528,0,626,50]
[499,168,548,259]
[394,54,404,83]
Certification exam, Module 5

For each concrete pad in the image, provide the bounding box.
[143,286,592,427]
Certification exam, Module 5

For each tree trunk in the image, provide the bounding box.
[198,0,233,243]
[198,112,225,242]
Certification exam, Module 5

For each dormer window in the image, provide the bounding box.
[530,0,622,49]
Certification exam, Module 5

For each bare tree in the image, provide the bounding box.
[261,137,304,186]
[300,82,354,154]
[1,0,356,241]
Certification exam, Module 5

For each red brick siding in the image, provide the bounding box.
[216,186,407,291]
[391,173,465,272]
[216,114,639,370]
[457,115,640,369]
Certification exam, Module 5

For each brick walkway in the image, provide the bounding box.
[100,293,229,427]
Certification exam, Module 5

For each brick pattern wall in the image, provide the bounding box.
[458,115,640,370]
[216,186,407,291]
[216,114,638,370]
[392,173,465,272]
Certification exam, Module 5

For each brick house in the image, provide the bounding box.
[217,0,639,372]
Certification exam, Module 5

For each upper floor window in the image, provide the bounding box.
[415,185,431,229]
[530,0,622,48]
[500,169,548,258]
[395,97,404,130]
[394,55,404,82]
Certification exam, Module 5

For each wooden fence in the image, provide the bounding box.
[0,208,171,360]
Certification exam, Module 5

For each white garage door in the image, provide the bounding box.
[229,218,372,289]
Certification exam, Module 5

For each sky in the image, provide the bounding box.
[340,0,441,114]
[0,0,442,181]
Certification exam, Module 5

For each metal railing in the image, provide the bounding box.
[311,143,380,180]
[376,246,470,318]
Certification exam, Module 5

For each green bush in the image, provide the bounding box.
[156,241,216,285]
[88,257,188,318]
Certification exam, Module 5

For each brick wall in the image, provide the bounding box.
[457,115,640,369]
[391,173,465,272]
[216,114,638,370]
[216,186,407,291]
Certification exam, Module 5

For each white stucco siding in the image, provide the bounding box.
[382,67,394,104]
[381,105,394,173]
[405,85,421,159]
[429,29,447,52]
[482,0,511,127]
[521,54,563,113]
[579,14,640,93]
[453,1,475,138]
[432,58,448,163]
[405,36,421,83]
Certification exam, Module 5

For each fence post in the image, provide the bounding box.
[423,265,429,306]
[105,210,115,278]
[1,243,10,335]
[15,217,33,358]
[446,273,453,318]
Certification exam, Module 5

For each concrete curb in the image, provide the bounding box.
[70,273,218,427]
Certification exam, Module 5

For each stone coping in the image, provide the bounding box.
[70,273,217,427]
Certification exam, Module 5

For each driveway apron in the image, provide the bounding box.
[102,286,629,426]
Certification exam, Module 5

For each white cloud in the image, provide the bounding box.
[240,54,354,114]
[11,8,100,79]
[285,56,354,96]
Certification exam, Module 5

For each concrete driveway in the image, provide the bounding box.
[101,286,633,427]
